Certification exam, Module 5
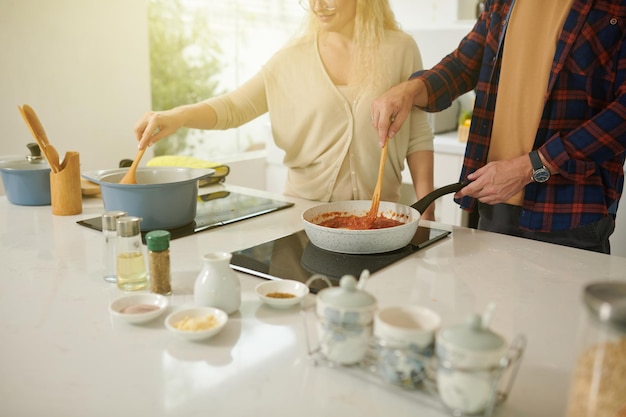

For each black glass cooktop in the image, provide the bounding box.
[76,190,294,242]
[230,226,450,293]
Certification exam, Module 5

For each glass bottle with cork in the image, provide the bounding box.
[146,230,172,295]
[116,216,148,291]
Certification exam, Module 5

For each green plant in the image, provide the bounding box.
[147,0,224,156]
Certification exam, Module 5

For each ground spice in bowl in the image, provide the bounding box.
[266,292,296,299]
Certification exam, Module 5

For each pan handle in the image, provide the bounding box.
[411,180,471,214]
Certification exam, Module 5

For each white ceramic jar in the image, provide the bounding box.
[436,314,507,415]
[374,305,441,388]
[315,275,377,365]
[194,252,241,315]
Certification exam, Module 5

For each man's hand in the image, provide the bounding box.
[370,79,426,146]
[454,155,534,204]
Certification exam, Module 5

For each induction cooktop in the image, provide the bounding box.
[230,226,451,293]
[76,190,294,242]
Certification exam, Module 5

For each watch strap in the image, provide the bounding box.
[529,150,544,171]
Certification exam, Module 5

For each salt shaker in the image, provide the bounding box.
[146,230,172,295]
[566,281,626,417]
[116,216,148,291]
[194,252,241,315]
[102,210,126,283]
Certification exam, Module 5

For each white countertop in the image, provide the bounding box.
[1,184,625,417]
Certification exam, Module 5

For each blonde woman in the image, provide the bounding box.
[134,0,434,217]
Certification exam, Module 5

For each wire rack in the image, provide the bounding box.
[300,303,526,417]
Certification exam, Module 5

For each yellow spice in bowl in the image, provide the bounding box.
[173,314,218,332]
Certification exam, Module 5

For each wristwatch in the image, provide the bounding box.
[529,150,550,183]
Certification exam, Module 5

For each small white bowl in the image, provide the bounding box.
[255,279,309,309]
[165,307,228,341]
[109,293,169,324]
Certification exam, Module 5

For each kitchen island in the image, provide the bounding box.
[1,184,625,417]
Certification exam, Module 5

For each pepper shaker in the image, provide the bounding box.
[146,230,172,295]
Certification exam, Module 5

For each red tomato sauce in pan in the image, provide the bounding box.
[316,213,406,230]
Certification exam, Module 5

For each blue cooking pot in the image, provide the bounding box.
[0,156,51,206]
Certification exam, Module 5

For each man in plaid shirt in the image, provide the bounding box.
[371,0,626,254]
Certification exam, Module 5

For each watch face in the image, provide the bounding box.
[533,168,550,183]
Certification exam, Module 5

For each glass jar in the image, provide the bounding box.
[566,281,626,417]
[146,230,172,295]
[115,216,147,291]
[102,210,126,283]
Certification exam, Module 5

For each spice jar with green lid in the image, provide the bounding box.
[146,230,172,295]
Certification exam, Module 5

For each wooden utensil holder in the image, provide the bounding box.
[51,151,82,215]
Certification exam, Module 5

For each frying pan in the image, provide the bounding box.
[302,182,467,254]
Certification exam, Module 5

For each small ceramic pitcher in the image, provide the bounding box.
[436,314,507,415]
[315,274,377,365]
[194,252,241,315]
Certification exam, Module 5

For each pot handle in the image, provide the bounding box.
[411,180,470,214]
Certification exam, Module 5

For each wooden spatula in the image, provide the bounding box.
[364,141,388,227]
[118,147,146,184]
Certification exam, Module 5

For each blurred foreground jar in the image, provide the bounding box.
[116,216,148,291]
[146,230,172,295]
[566,281,626,417]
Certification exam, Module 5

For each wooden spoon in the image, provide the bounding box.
[118,147,146,184]
[20,105,62,173]
[364,141,388,227]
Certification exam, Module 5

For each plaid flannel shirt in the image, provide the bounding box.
[412,0,626,232]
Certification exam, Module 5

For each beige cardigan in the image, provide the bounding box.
[205,30,433,202]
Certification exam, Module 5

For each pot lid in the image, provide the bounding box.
[318,275,376,309]
[0,143,49,171]
[584,281,626,332]
[439,314,506,351]
[0,156,49,171]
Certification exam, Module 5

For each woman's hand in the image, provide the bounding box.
[133,109,184,149]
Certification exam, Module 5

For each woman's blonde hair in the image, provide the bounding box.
[298,0,402,90]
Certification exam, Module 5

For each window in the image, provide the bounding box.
[147,0,305,161]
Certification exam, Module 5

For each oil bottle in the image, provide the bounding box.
[116,216,148,291]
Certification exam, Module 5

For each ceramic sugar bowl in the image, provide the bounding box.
[315,274,377,365]
[436,314,507,415]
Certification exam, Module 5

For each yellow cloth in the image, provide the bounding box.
[488,0,573,205]
[147,155,230,185]
[148,155,224,170]
[203,30,433,202]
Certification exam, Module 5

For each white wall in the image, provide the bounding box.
[0,0,152,195]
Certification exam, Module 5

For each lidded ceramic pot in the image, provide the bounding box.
[436,314,507,415]
[0,143,51,206]
[315,274,377,365]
